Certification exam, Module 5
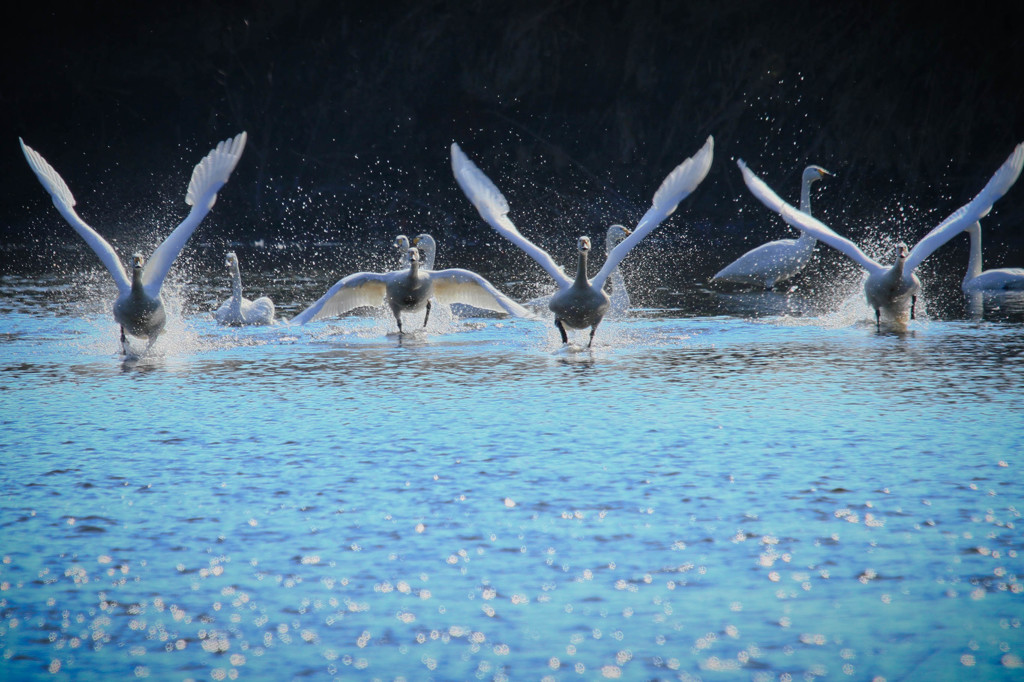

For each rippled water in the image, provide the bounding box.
[2,263,1024,682]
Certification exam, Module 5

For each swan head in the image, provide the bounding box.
[407,247,420,264]
[577,236,592,253]
[225,251,239,268]
[131,253,145,270]
[894,242,909,262]
[605,225,631,251]
[413,234,436,250]
[394,235,410,251]
[803,165,831,184]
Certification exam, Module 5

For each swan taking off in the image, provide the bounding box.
[738,142,1024,328]
[712,165,831,288]
[213,251,276,326]
[960,222,1024,292]
[290,246,531,332]
[451,137,714,346]
[20,132,247,353]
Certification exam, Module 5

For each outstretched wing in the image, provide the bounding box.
[592,136,714,288]
[430,268,533,318]
[905,142,1024,273]
[142,132,247,295]
[738,159,885,275]
[20,138,131,294]
[290,272,389,324]
[450,143,572,289]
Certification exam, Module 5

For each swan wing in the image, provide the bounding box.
[290,272,389,324]
[142,132,247,295]
[430,268,533,318]
[593,136,714,288]
[20,139,131,294]
[738,159,884,274]
[450,143,572,289]
[905,142,1024,273]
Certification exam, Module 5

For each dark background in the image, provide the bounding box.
[3,0,1023,292]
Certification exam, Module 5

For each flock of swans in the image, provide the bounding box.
[17,132,1024,355]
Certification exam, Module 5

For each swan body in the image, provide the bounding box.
[738,143,1024,328]
[451,136,714,345]
[213,251,275,326]
[291,247,531,332]
[712,165,831,288]
[20,132,247,352]
[961,222,1024,292]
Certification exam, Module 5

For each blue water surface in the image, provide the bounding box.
[2,269,1023,682]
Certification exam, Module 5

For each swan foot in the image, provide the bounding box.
[423,301,432,328]
[555,318,568,344]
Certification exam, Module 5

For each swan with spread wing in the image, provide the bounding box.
[20,132,247,353]
[291,245,530,331]
[738,144,1024,328]
[451,137,713,346]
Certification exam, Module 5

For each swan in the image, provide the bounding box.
[20,132,247,352]
[451,137,714,346]
[290,246,531,331]
[605,224,632,315]
[712,165,831,288]
[523,224,633,314]
[960,221,1024,292]
[213,251,276,326]
[395,234,436,270]
[738,143,1024,328]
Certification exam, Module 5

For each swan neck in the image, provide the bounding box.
[799,177,814,213]
[574,250,590,285]
[966,222,983,284]
[230,264,243,299]
[131,267,146,294]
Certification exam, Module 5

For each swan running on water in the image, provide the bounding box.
[291,246,531,332]
[213,251,276,326]
[451,137,714,346]
[960,221,1024,292]
[738,143,1024,328]
[20,132,247,353]
[712,165,831,288]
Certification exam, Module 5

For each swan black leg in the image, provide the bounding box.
[911,295,917,320]
[875,309,881,331]
[555,318,568,344]
[423,301,432,328]
[120,326,128,355]
[587,322,600,348]
[396,314,404,335]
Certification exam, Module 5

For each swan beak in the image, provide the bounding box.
[819,168,832,178]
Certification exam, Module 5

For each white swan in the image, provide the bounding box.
[523,224,633,313]
[451,137,714,346]
[960,222,1024,292]
[20,132,247,352]
[213,251,275,326]
[605,224,632,315]
[738,143,1024,328]
[291,246,531,331]
[712,165,831,288]
[395,234,436,270]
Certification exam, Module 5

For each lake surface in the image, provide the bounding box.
[2,260,1023,681]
